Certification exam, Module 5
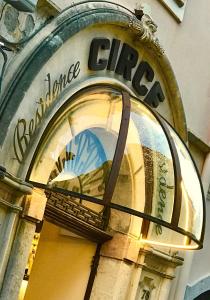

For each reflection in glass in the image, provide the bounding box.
[167,124,203,240]
[30,88,122,202]
[48,129,109,198]
[112,99,175,238]
[29,87,204,250]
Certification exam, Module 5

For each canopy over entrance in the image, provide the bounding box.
[28,86,205,250]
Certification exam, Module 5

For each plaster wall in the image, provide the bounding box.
[185,153,210,292]
[144,0,210,145]
[188,200,210,284]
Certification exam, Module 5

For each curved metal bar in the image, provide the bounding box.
[129,93,205,247]
[130,94,183,227]
[155,116,182,227]
[103,91,130,204]
[28,179,203,248]
[29,180,106,206]
[109,202,202,249]
[27,88,204,249]
[159,117,206,246]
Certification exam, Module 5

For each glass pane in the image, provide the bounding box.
[28,87,204,249]
[112,98,175,224]
[109,210,198,250]
[167,124,204,240]
[30,87,123,202]
[141,219,198,250]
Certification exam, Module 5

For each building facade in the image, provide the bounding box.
[0,1,209,300]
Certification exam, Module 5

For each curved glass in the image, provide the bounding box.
[112,100,175,216]
[29,87,205,250]
[30,87,122,203]
[167,123,204,241]
[111,96,204,249]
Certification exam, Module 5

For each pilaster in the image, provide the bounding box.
[90,233,141,300]
[0,167,46,300]
[90,232,183,300]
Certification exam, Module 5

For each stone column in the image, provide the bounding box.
[0,166,47,300]
[90,232,142,300]
[90,235,183,300]
[0,166,33,290]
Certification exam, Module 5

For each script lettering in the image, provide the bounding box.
[155,162,173,235]
[13,61,80,163]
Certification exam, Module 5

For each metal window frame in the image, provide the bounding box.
[27,85,205,249]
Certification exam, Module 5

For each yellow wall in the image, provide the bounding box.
[24,221,96,300]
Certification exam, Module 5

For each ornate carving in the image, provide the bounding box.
[45,190,105,229]
[129,14,164,56]
[0,3,35,46]
[139,276,156,300]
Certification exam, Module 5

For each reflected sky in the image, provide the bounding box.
[49,129,108,183]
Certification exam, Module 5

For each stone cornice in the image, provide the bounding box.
[0,166,33,195]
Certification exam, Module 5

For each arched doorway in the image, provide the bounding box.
[21,221,97,300]
[18,84,205,299]
[19,87,122,300]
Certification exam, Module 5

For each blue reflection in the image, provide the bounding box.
[63,129,107,177]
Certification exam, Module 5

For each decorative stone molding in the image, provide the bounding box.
[134,247,184,300]
[0,1,57,48]
[138,247,183,278]
[0,166,47,223]
[0,166,33,293]
[129,14,164,56]
[0,166,32,210]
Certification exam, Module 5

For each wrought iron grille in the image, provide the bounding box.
[45,190,105,229]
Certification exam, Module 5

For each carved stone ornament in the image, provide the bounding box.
[129,14,164,56]
[139,276,156,300]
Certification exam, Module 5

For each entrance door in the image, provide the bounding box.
[22,221,96,300]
